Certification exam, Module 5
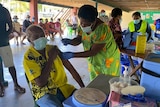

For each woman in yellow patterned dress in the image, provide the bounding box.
[61,5,120,80]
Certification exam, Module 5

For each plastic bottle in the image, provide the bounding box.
[123,67,131,86]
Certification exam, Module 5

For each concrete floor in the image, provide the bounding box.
[0,31,90,107]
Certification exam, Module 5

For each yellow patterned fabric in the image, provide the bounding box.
[23,45,75,101]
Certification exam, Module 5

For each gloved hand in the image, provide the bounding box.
[60,52,74,60]
[61,38,71,46]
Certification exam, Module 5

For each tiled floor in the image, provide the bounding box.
[0,30,90,107]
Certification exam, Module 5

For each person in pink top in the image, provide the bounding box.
[44,18,50,38]
[48,18,59,39]
[54,18,63,39]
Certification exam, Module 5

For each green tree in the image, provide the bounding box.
[10,1,29,13]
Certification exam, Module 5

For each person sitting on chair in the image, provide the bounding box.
[23,25,85,107]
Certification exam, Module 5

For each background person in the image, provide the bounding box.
[24,25,85,107]
[65,19,73,36]
[71,12,78,35]
[54,18,63,39]
[127,11,152,42]
[108,8,123,48]
[10,15,26,45]
[48,18,58,39]
[22,15,32,45]
[62,5,120,80]
[99,9,109,24]
[0,3,25,97]
[31,16,35,24]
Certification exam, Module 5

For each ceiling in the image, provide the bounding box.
[20,0,160,12]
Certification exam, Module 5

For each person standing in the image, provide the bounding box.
[71,12,78,35]
[108,8,123,48]
[39,18,45,29]
[44,18,50,38]
[62,5,120,80]
[54,18,63,39]
[48,18,58,39]
[0,3,25,97]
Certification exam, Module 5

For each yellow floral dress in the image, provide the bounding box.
[78,23,120,80]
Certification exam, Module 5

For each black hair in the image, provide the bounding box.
[132,12,141,17]
[111,8,122,17]
[78,5,98,23]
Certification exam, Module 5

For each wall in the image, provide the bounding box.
[121,11,134,31]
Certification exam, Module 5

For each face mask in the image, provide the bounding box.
[80,24,92,33]
[119,19,122,24]
[26,18,30,21]
[13,19,17,22]
[33,37,48,50]
[134,19,140,24]
[32,19,35,22]
[100,12,106,16]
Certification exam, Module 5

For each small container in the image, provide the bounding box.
[153,41,160,54]
[109,77,139,94]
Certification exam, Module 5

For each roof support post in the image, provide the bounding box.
[95,0,98,9]
[30,0,38,24]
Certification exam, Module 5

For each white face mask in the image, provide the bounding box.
[134,19,140,24]
[100,12,106,16]
[119,19,122,24]
[13,19,18,22]
[80,24,92,33]
[33,37,48,50]
[26,18,30,21]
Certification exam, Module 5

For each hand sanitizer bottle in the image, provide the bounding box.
[123,66,131,85]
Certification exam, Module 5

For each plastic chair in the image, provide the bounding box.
[25,74,40,107]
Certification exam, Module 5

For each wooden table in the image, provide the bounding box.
[120,49,150,81]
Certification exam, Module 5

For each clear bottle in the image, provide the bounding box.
[123,67,131,86]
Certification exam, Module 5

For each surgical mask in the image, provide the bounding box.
[134,19,140,24]
[119,19,122,24]
[26,18,30,21]
[80,24,92,33]
[100,12,106,16]
[32,19,35,22]
[33,37,48,50]
[13,19,17,22]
